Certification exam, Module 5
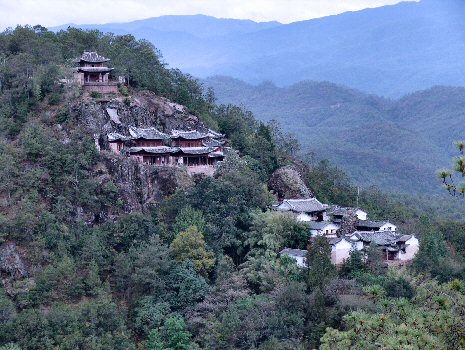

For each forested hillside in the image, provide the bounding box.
[205,76,465,197]
[52,0,465,97]
[2,26,465,350]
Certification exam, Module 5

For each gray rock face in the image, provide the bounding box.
[0,243,27,279]
[101,156,193,213]
[338,211,359,236]
[60,90,203,219]
[269,166,313,200]
[69,91,207,140]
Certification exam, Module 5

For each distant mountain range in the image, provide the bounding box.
[205,76,465,194]
[52,0,465,97]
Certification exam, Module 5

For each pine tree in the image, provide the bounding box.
[306,237,336,290]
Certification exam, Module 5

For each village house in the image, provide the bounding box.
[74,51,119,94]
[348,231,419,263]
[328,237,353,265]
[328,206,368,222]
[275,198,329,222]
[279,248,307,268]
[280,236,353,266]
[356,220,397,232]
[107,126,225,175]
[308,221,340,237]
[278,196,419,267]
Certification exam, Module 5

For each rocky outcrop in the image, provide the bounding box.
[0,243,27,279]
[68,91,207,142]
[0,242,34,299]
[338,211,359,236]
[99,153,193,214]
[53,90,208,217]
[269,166,313,200]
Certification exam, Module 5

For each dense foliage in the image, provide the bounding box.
[2,26,465,350]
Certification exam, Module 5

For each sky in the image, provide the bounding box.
[0,0,417,29]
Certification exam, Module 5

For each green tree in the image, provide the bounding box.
[306,237,336,290]
[161,316,193,350]
[170,226,215,276]
[146,329,164,350]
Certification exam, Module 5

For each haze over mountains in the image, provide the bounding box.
[205,76,464,194]
[53,0,465,97]
[50,0,465,194]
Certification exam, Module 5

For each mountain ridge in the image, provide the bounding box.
[204,75,462,194]
[50,0,465,97]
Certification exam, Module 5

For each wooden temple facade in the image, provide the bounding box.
[108,127,225,175]
[74,51,118,93]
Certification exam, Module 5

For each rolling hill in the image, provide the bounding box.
[205,76,465,194]
[52,0,465,97]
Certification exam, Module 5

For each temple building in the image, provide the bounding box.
[74,51,118,93]
[107,126,225,175]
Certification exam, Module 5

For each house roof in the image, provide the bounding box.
[280,248,307,258]
[327,237,348,245]
[329,206,366,216]
[277,198,327,213]
[356,220,394,229]
[171,130,209,140]
[308,221,337,230]
[349,231,410,247]
[179,147,215,155]
[129,126,170,140]
[127,146,178,155]
[108,132,130,142]
[77,67,113,73]
[203,139,224,147]
[207,129,224,138]
[78,51,110,63]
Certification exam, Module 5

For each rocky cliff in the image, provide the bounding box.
[58,90,212,213]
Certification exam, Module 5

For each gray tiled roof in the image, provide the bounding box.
[77,67,113,73]
[349,231,410,246]
[327,237,345,245]
[280,248,307,258]
[179,147,215,155]
[207,129,224,138]
[203,139,224,147]
[308,221,337,230]
[127,146,178,154]
[329,206,365,216]
[108,132,130,142]
[129,126,170,140]
[171,130,209,140]
[79,51,110,63]
[278,198,327,213]
[356,220,393,229]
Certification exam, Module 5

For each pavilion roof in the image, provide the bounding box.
[78,51,110,63]
[78,67,113,73]
[171,130,210,140]
[127,146,178,155]
[129,126,170,140]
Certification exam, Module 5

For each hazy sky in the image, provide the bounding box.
[0,0,417,29]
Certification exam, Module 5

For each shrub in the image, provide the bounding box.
[90,91,102,99]
[119,85,129,96]
[48,93,60,105]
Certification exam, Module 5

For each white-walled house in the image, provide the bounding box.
[328,237,353,265]
[280,248,307,268]
[276,198,329,222]
[309,221,340,237]
[356,220,397,232]
[329,206,368,221]
[348,231,419,263]
[397,235,420,262]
